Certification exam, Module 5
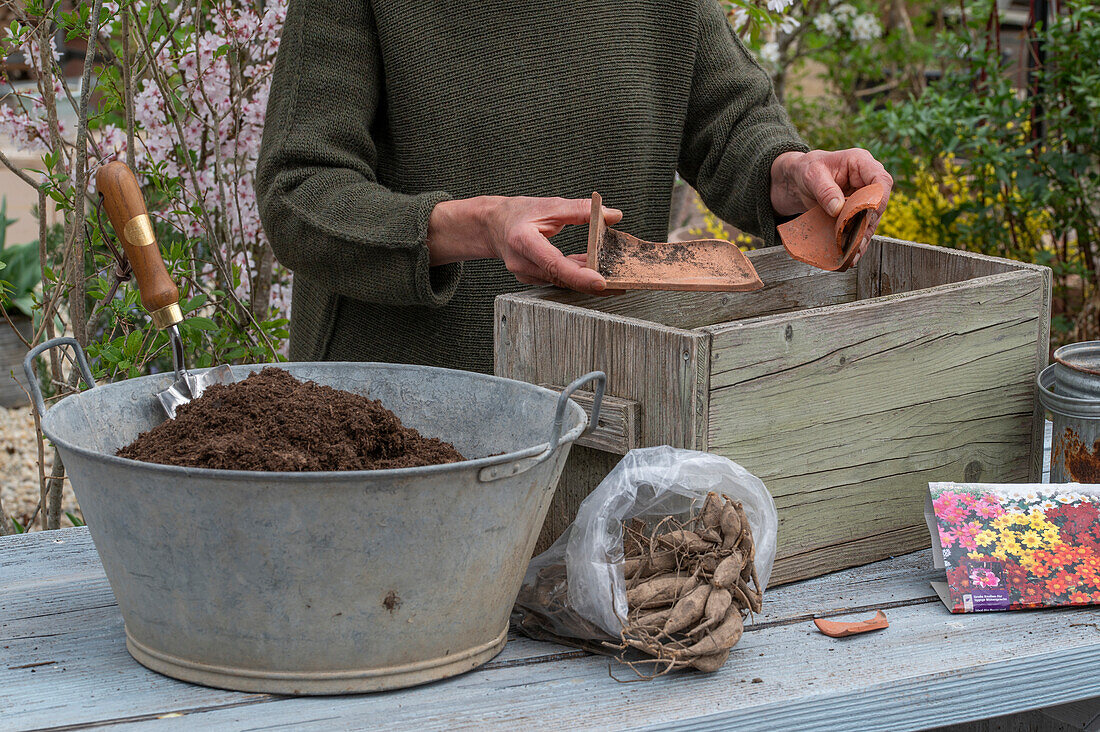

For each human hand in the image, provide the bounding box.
[428,195,622,293]
[770,149,893,265]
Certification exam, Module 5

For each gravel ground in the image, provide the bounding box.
[1,406,81,531]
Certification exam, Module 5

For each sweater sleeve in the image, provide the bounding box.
[678,0,810,248]
[255,0,460,308]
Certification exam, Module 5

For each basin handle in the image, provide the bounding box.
[478,371,606,483]
[22,337,97,417]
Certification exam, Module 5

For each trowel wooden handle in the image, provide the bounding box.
[96,161,181,329]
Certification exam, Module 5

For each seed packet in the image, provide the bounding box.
[925,482,1100,612]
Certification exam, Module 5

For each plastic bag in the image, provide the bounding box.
[513,446,778,641]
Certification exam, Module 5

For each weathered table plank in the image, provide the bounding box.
[3,519,1099,732]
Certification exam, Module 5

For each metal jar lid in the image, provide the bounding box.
[1052,341,1100,401]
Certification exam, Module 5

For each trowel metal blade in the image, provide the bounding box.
[158,363,235,419]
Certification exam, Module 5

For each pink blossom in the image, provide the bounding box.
[8,0,291,321]
[957,493,978,508]
[974,496,1005,519]
[933,492,961,516]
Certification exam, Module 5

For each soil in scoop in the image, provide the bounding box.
[117,368,466,471]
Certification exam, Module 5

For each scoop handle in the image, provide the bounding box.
[96,161,182,329]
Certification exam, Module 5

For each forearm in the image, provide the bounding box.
[426,197,497,266]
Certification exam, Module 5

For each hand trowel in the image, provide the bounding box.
[586,192,763,292]
[778,182,888,272]
[96,161,234,418]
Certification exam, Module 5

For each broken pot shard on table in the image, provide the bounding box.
[813,610,889,638]
[778,182,888,272]
[586,192,763,292]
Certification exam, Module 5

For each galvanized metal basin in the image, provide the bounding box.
[24,338,603,694]
[1038,341,1100,483]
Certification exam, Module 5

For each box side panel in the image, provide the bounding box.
[706,269,1048,585]
[523,248,858,330]
[866,236,1045,298]
[863,238,1054,482]
[495,295,708,551]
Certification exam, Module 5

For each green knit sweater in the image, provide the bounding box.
[256,0,807,374]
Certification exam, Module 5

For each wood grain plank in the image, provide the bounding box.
[523,246,858,330]
[770,525,933,587]
[17,601,1099,732]
[873,236,1047,296]
[870,237,1052,484]
[541,385,640,454]
[496,292,708,550]
[705,269,1047,578]
[8,530,1093,732]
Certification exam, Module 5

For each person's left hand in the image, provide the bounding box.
[770,149,893,266]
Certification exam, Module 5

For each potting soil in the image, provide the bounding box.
[117,367,466,471]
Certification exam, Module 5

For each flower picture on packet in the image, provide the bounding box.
[925,483,1100,613]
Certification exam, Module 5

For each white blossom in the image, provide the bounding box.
[849,13,882,40]
[813,12,840,37]
[759,41,781,66]
[767,0,794,12]
[833,3,858,21]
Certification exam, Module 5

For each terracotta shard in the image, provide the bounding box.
[586,192,764,292]
[778,182,888,272]
[813,610,889,638]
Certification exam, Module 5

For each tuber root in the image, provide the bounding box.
[719,502,742,549]
[689,649,731,673]
[656,530,713,554]
[699,493,723,532]
[684,610,744,656]
[711,551,744,589]
[627,574,698,610]
[662,583,712,636]
[689,587,733,636]
[607,491,765,678]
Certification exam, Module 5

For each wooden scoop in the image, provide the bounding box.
[586,192,763,292]
[778,182,887,272]
[96,161,234,419]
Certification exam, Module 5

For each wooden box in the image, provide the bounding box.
[495,238,1051,585]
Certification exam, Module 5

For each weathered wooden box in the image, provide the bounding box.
[495,238,1051,585]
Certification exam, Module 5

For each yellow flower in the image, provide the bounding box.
[1021,530,1043,548]
[975,530,998,547]
[992,547,1009,561]
[999,536,1022,555]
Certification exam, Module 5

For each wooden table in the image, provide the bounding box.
[4,522,1100,732]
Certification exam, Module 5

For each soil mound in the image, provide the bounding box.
[117,367,466,471]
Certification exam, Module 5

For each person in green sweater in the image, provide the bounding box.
[256,0,892,375]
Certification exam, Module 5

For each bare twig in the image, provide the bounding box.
[0,148,41,189]
[65,0,107,350]
[137,7,275,356]
[122,7,135,169]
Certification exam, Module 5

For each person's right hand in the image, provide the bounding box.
[427,195,622,294]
